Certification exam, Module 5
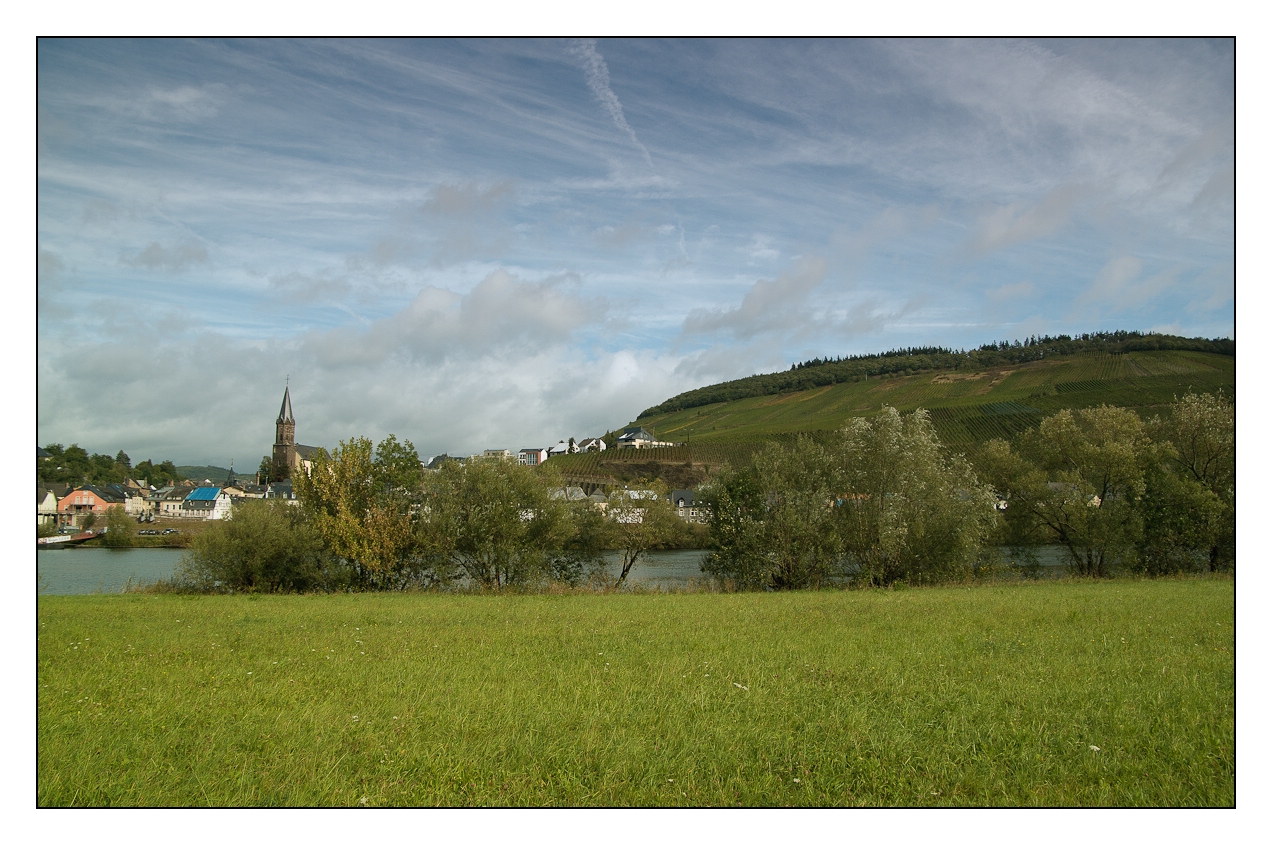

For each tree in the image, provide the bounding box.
[1159,392,1235,571]
[420,459,572,590]
[604,484,680,588]
[256,456,273,484]
[981,406,1162,577]
[178,499,332,592]
[832,408,997,586]
[102,505,133,548]
[702,437,842,590]
[294,436,426,589]
[115,450,131,469]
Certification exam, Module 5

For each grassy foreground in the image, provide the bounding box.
[38,578,1233,807]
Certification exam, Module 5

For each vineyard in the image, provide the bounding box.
[541,349,1233,486]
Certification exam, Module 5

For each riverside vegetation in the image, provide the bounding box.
[161,392,1232,594]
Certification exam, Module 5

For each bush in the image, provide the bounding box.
[178,499,336,592]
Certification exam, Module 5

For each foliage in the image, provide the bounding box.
[38,521,57,538]
[178,499,333,592]
[39,444,184,487]
[1159,391,1235,571]
[603,484,681,588]
[420,459,573,590]
[833,408,998,586]
[703,437,843,589]
[80,511,98,531]
[981,405,1167,577]
[257,456,273,485]
[102,506,134,548]
[704,410,997,589]
[294,437,432,589]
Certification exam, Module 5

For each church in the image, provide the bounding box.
[272,385,320,481]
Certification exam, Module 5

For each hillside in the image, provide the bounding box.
[549,342,1234,487]
[175,465,235,484]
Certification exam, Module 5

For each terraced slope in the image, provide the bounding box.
[548,350,1233,485]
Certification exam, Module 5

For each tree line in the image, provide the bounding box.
[178,392,1233,593]
[38,444,184,488]
[638,331,1234,418]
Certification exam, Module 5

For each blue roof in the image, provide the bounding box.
[185,487,222,502]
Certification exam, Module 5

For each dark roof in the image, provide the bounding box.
[668,489,697,505]
[37,446,51,458]
[619,427,655,440]
[78,484,127,503]
[38,485,57,504]
[278,386,294,423]
[295,444,321,459]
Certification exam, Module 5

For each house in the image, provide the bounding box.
[666,489,706,523]
[38,486,61,527]
[615,426,676,449]
[182,486,234,520]
[482,449,514,461]
[518,448,548,466]
[98,482,151,518]
[56,484,129,527]
[223,479,267,499]
[578,438,606,453]
[548,440,573,456]
[548,486,588,502]
[263,480,299,503]
[154,484,197,517]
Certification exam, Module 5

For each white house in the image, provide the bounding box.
[548,440,573,456]
[518,448,548,466]
[578,438,607,452]
[615,426,676,449]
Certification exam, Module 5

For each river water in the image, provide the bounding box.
[37,546,1073,596]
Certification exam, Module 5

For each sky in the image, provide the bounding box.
[36,37,1234,467]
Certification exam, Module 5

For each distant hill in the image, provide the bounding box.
[638,331,1233,419]
[547,332,1234,488]
[175,465,236,484]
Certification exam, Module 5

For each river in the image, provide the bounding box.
[36,546,1074,596]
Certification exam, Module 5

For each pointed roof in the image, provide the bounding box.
[278,386,294,423]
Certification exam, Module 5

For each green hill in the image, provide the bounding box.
[175,465,235,484]
[549,334,1234,487]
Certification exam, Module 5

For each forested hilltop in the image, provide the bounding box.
[639,331,1233,419]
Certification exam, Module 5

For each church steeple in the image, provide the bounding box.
[278,385,294,424]
[273,383,297,481]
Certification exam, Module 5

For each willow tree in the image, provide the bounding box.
[832,407,997,586]
[420,458,573,590]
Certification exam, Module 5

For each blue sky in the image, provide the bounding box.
[36,38,1234,467]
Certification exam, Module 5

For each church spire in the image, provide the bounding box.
[278,385,294,424]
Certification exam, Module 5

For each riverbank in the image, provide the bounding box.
[37,576,1233,806]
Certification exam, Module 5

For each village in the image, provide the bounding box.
[37,387,701,534]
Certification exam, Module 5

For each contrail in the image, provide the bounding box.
[569,39,655,172]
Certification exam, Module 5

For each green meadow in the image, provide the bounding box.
[38,578,1233,807]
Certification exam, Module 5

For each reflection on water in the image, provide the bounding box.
[37,546,1076,596]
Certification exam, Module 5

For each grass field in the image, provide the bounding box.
[37,578,1233,807]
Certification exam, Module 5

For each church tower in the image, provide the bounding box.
[272,385,297,481]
